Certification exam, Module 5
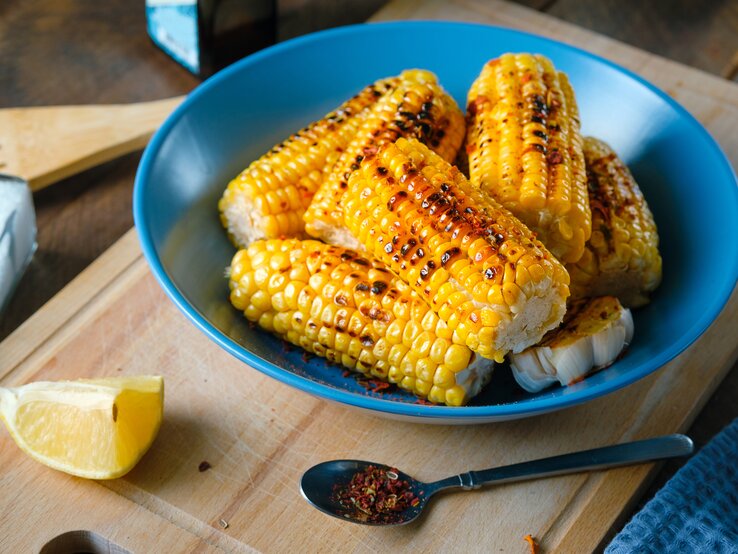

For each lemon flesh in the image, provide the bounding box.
[0,375,163,479]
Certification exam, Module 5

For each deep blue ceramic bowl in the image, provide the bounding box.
[134,22,738,423]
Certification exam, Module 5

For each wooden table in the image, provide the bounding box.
[1,0,737,549]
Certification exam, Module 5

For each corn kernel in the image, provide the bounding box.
[253,266,270,288]
[269,252,290,271]
[318,326,335,349]
[268,273,287,295]
[388,343,409,367]
[371,363,389,379]
[347,338,363,360]
[416,358,437,382]
[433,367,456,387]
[421,311,438,332]
[502,282,522,307]
[258,312,274,332]
[388,366,403,384]
[229,289,247,311]
[399,376,416,391]
[411,331,434,358]
[358,348,375,369]
[445,344,472,372]
[445,385,466,406]
[250,290,272,312]
[428,385,446,404]
[415,379,432,396]
[401,352,418,376]
[402,320,421,347]
[429,338,448,364]
[244,304,261,322]
[305,320,319,341]
[334,332,350,352]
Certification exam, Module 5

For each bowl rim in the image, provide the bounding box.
[133,20,738,421]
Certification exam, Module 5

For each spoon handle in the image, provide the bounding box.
[434,434,693,492]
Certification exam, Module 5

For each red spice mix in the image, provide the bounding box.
[331,465,420,524]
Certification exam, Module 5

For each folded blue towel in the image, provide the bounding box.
[607,419,738,553]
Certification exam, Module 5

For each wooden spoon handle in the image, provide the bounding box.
[0,96,184,191]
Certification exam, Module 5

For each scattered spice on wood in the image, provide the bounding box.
[523,534,539,554]
[331,465,419,524]
[198,461,212,472]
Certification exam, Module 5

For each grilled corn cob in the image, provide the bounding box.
[466,53,591,263]
[303,70,465,249]
[342,137,570,362]
[567,137,662,307]
[510,296,633,392]
[219,76,399,247]
[228,239,495,406]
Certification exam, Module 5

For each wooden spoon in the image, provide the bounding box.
[0,96,184,191]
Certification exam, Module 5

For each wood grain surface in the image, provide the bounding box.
[1,230,736,553]
[0,0,199,341]
[518,0,738,80]
[1,97,183,190]
[1,0,737,551]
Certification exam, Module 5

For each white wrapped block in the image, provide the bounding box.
[0,175,37,314]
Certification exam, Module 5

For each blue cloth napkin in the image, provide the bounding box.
[607,419,738,553]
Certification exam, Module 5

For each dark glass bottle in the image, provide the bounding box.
[146,0,277,79]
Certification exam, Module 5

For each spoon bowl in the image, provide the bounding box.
[300,460,426,526]
[300,434,694,526]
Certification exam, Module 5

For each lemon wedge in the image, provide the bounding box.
[0,375,163,479]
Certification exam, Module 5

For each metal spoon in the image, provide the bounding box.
[300,434,693,526]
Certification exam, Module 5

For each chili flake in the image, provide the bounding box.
[523,534,539,554]
[413,397,436,406]
[331,465,419,524]
[358,378,392,393]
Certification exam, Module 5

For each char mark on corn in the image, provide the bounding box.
[566,137,662,307]
[342,137,570,362]
[303,69,466,249]
[219,76,400,247]
[465,53,591,263]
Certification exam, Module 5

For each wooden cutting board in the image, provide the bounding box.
[2,1,737,552]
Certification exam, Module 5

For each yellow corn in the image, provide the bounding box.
[567,137,662,307]
[228,239,495,406]
[342,137,570,362]
[219,76,399,247]
[303,69,465,249]
[466,53,591,263]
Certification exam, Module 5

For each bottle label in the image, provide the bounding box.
[146,0,200,74]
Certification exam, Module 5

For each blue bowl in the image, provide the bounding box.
[134,22,738,423]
